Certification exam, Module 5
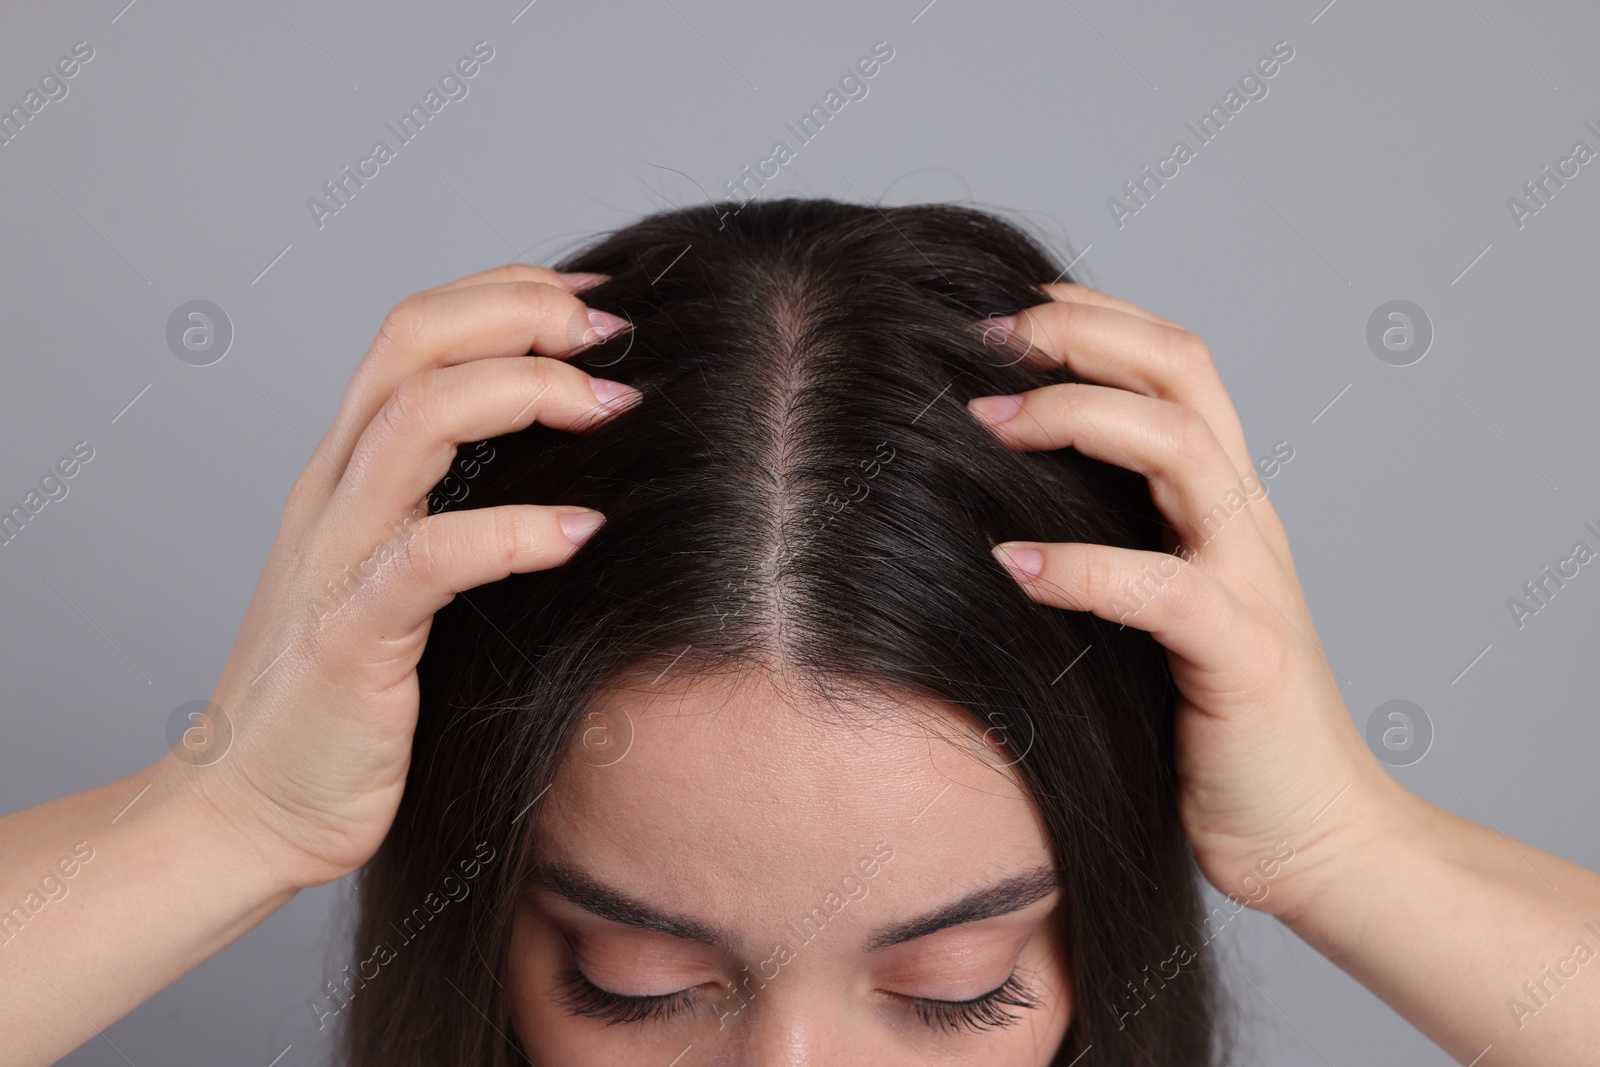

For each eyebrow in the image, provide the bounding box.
[865,865,1061,950]
[524,860,1061,954]
[526,860,738,952]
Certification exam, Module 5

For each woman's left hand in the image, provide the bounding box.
[965,283,1403,919]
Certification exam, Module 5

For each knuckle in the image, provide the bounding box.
[488,507,531,568]
[374,296,423,359]
[488,264,558,289]
[1040,380,1083,412]
[508,279,584,348]
[392,514,442,585]
[519,358,560,406]
[1164,406,1215,464]
[1167,328,1215,373]
[281,471,319,526]
[1035,298,1075,346]
[512,277,556,300]
[533,276,573,305]
[379,374,436,441]
[1261,626,1293,678]
[1070,547,1109,604]
[512,276,564,313]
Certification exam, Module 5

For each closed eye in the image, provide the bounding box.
[898,970,1043,1034]
[553,966,702,1027]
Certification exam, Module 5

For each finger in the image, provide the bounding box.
[982,296,1254,483]
[989,539,1243,673]
[1039,282,1180,328]
[314,281,632,484]
[420,263,608,296]
[324,356,639,555]
[970,383,1268,566]
[319,504,606,640]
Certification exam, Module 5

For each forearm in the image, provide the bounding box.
[0,759,296,1066]
[1275,780,1600,1066]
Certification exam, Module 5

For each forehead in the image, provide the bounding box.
[531,665,1052,936]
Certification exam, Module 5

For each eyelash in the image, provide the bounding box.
[554,966,1042,1034]
[554,967,701,1026]
[904,971,1043,1034]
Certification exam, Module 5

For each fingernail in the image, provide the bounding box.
[560,508,606,546]
[981,314,1016,345]
[992,543,1044,583]
[583,309,629,344]
[559,272,608,293]
[589,376,642,413]
[968,393,1024,426]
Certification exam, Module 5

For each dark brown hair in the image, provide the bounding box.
[340,197,1220,1064]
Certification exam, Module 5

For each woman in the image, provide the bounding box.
[2,200,1595,1066]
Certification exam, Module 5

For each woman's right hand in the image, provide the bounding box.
[169,264,638,893]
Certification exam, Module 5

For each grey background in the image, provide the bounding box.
[2,0,1595,1063]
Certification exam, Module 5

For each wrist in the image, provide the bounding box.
[148,751,309,900]
[1257,761,1435,931]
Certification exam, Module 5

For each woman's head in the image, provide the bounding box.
[345,198,1218,1065]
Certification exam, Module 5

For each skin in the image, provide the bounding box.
[0,267,1596,1065]
[509,666,1072,1064]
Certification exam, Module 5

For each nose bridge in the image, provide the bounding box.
[717,975,871,1067]
[740,1021,820,1067]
